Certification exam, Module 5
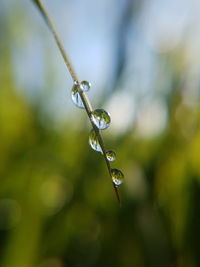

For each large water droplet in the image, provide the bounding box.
[106,150,116,162]
[89,129,102,153]
[71,82,84,109]
[111,168,124,186]
[91,109,111,130]
[80,80,91,92]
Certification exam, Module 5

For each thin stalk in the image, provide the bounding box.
[32,0,121,204]
[32,0,78,81]
[78,89,121,204]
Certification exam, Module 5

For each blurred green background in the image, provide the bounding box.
[1,0,200,266]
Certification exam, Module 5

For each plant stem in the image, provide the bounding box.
[79,90,121,204]
[32,0,121,204]
[32,0,78,81]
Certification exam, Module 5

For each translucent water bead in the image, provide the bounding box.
[106,150,116,162]
[111,168,124,186]
[89,129,102,153]
[80,81,91,92]
[91,109,111,130]
[71,82,84,108]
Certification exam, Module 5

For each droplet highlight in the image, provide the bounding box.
[89,129,102,153]
[80,81,91,92]
[91,109,111,130]
[111,168,124,186]
[106,150,116,162]
[71,82,84,109]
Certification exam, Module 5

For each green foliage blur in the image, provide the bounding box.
[1,1,200,267]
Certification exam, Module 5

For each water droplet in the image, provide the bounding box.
[91,109,111,130]
[111,168,124,186]
[71,82,84,109]
[89,129,102,153]
[80,80,91,92]
[106,150,116,162]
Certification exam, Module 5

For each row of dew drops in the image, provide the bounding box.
[71,80,124,186]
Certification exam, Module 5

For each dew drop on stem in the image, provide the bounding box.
[89,129,102,153]
[91,109,111,130]
[111,168,124,186]
[106,150,116,162]
[80,80,91,92]
[71,82,84,108]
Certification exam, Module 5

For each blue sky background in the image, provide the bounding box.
[1,0,200,136]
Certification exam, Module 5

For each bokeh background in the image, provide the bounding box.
[1,0,200,266]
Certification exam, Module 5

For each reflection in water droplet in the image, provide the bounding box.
[80,80,91,92]
[89,129,102,153]
[71,82,84,108]
[91,109,111,130]
[106,150,116,162]
[111,168,124,186]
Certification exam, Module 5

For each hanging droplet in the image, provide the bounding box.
[106,150,116,162]
[91,109,111,130]
[80,80,91,92]
[71,82,84,109]
[89,129,102,153]
[111,168,124,186]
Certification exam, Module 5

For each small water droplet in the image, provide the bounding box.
[71,82,84,109]
[106,150,116,162]
[89,129,102,153]
[80,81,91,92]
[91,109,111,130]
[111,168,124,186]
